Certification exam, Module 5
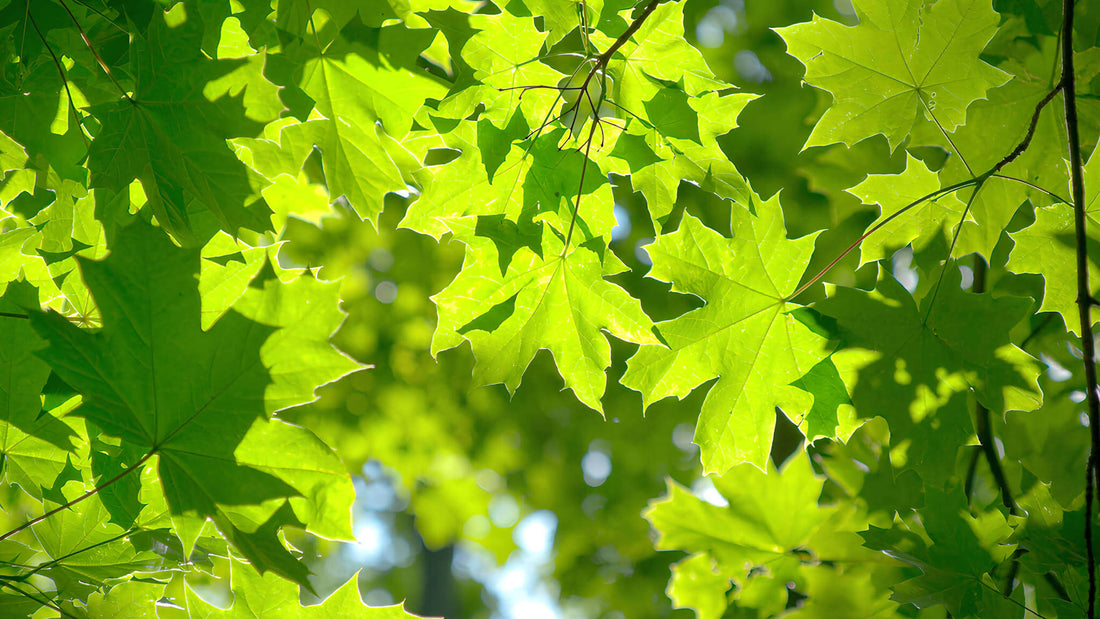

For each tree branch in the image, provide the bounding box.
[1060,0,1100,616]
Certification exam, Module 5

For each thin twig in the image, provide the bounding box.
[970,256,1019,513]
[992,82,1064,175]
[24,529,136,576]
[0,310,95,324]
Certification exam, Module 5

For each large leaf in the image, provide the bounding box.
[432,224,660,412]
[776,0,1009,149]
[816,267,1043,484]
[30,220,360,587]
[623,194,829,473]
[86,8,274,239]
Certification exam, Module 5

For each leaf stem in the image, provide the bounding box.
[921,179,985,324]
[991,173,1071,205]
[0,580,77,619]
[0,451,154,543]
[792,78,1063,303]
[1060,0,1100,615]
[27,8,88,148]
[56,0,133,103]
[787,177,979,300]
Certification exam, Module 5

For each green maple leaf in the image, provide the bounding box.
[0,285,81,498]
[860,490,1017,617]
[86,8,273,239]
[817,267,1042,484]
[607,88,756,232]
[622,194,829,473]
[84,577,163,619]
[404,121,614,249]
[275,26,446,224]
[607,0,726,103]
[646,451,832,565]
[645,451,836,616]
[431,226,659,412]
[1007,143,1100,335]
[185,558,427,618]
[430,9,563,125]
[0,30,88,182]
[399,116,529,239]
[666,554,732,619]
[30,220,361,587]
[847,153,969,265]
[776,0,1010,150]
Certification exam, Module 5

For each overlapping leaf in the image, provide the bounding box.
[776,0,1009,150]
[0,286,80,498]
[846,154,969,265]
[860,490,1017,617]
[432,223,659,412]
[816,267,1043,485]
[86,7,275,239]
[1007,142,1100,334]
[185,559,427,618]
[276,25,447,224]
[623,194,829,472]
[646,451,892,618]
[30,220,361,587]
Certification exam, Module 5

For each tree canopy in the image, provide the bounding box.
[0,0,1098,617]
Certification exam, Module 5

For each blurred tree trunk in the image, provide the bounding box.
[419,542,459,618]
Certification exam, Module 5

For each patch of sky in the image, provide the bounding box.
[892,246,918,293]
[691,476,729,507]
[611,203,631,242]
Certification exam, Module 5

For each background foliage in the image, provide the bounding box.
[0,0,1098,617]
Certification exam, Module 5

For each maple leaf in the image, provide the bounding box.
[0,285,81,498]
[776,0,1010,150]
[431,223,660,412]
[30,220,361,587]
[82,560,429,618]
[273,25,447,225]
[860,490,1018,617]
[622,193,829,473]
[86,8,274,240]
[846,153,970,265]
[404,121,615,253]
[1007,142,1100,335]
[184,558,429,618]
[645,451,839,617]
[816,266,1043,485]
